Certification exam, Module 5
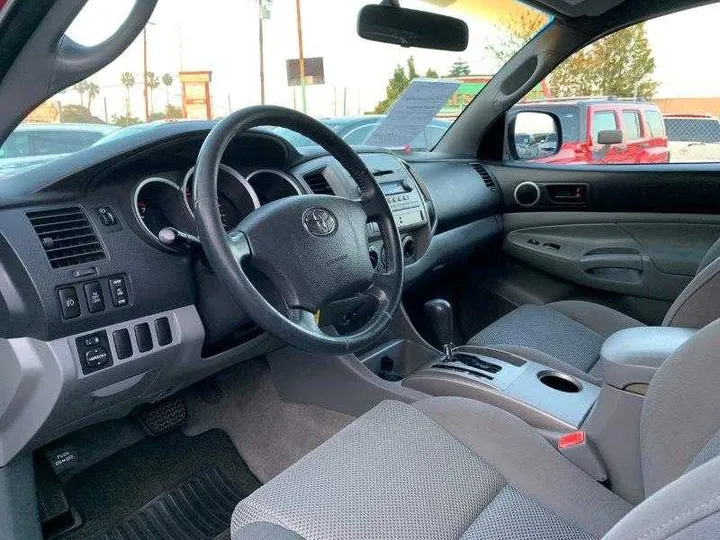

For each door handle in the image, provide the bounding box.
[579,253,642,271]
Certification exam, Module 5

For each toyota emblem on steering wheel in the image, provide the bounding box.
[302,208,338,237]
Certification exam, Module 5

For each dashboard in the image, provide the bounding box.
[0,123,502,466]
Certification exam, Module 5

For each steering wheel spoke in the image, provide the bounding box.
[193,105,402,354]
[227,229,251,263]
[292,308,324,335]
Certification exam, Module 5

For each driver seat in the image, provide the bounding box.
[230,317,720,539]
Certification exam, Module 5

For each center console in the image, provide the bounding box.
[401,346,599,431]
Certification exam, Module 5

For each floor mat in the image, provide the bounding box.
[63,429,260,539]
[97,467,240,540]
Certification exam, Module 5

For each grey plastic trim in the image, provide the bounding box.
[403,345,600,431]
[0,455,42,540]
[600,327,697,390]
[181,164,260,217]
[513,181,541,207]
[132,177,181,247]
[582,384,646,504]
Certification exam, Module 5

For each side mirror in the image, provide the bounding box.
[357,5,468,51]
[597,129,623,145]
[509,111,561,161]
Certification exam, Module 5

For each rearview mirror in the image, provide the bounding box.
[357,5,469,52]
[597,130,623,145]
[509,111,561,161]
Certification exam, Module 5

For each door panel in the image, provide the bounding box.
[505,223,695,301]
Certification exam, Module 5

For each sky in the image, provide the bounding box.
[58,0,720,122]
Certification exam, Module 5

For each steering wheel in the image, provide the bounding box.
[193,106,403,354]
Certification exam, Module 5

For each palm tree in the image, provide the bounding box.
[161,73,173,107]
[145,71,160,115]
[120,72,136,117]
[86,82,100,112]
[73,81,90,107]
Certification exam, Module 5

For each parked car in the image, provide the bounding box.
[0,122,117,177]
[512,98,670,164]
[272,115,452,151]
[664,113,720,163]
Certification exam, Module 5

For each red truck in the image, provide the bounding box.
[513,98,670,164]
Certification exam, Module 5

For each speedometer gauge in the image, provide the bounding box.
[182,164,260,231]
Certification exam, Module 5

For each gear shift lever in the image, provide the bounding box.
[424,299,454,360]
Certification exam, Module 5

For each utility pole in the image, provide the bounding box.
[295,0,307,113]
[143,28,150,123]
[258,0,266,105]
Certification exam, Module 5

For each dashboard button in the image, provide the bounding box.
[135,323,153,352]
[85,347,109,369]
[83,282,105,313]
[84,335,100,347]
[96,207,117,226]
[113,329,133,360]
[155,317,172,346]
[109,276,129,307]
[58,287,81,319]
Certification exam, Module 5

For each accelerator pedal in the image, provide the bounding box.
[137,397,187,436]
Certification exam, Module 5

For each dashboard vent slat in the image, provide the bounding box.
[27,207,106,268]
[303,169,334,195]
[470,162,497,193]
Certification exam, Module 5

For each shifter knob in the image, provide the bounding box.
[424,299,454,359]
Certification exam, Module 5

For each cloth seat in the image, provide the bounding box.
[231,398,631,540]
[468,236,720,381]
[468,300,644,381]
[231,309,720,540]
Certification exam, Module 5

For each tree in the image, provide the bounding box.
[547,24,659,98]
[374,57,439,114]
[448,58,471,77]
[485,10,658,99]
[165,104,183,120]
[145,71,160,114]
[425,68,439,79]
[161,73,174,106]
[73,81,90,107]
[61,105,104,124]
[86,82,100,112]
[120,72,136,117]
[111,113,141,127]
[485,9,546,69]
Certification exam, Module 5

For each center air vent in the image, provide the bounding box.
[470,162,497,193]
[27,207,106,268]
[303,169,334,195]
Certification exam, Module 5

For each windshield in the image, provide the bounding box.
[1,0,548,178]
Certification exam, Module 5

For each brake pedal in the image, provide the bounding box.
[137,398,187,436]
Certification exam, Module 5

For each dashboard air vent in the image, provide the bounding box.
[303,169,334,195]
[27,207,106,268]
[470,162,497,193]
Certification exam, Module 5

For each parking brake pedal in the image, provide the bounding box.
[137,398,187,436]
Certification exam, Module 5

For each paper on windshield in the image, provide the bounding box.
[365,79,461,148]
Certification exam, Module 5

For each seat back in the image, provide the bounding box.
[641,317,720,496]
[663,237,720,328]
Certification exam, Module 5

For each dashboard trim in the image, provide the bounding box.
[181,163,261,218]
[132,176,182,249]
[245,168,303,197]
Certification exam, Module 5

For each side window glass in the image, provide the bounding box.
[509,3,720,164]
[592,112,618,143]
[622,111,642,140]
[645,110,665,138]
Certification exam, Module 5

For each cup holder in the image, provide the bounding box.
[537,370,582,393]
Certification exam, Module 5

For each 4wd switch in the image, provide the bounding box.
[108,276,129,307]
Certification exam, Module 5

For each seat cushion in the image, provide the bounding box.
[231,398,631,540]
[468,301,644,379]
